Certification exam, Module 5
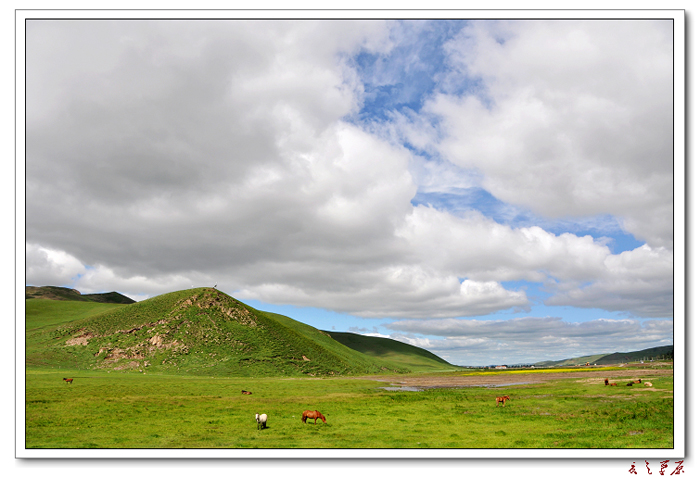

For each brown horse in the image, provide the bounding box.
[63,378,73,384]
[609,382,618,386]
[496,395,510,407]
[634,379,642,384]
[241,390,252,395]
[302,410,326,424]
[604,378,609,386]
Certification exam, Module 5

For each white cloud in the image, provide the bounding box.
[396,205,614,283]
[546,245,673,317]
[238,267,528,319]
[26,20,396,274]
[232,182,671,319]
[26,244,86,286]
[24,19,674,325]
[26,243,205,300]
[408,20,673,248]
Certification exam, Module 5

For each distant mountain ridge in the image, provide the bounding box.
[532,345,674,367]
[26,286,135,304]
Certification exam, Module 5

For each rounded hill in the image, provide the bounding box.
[49,287,401,376]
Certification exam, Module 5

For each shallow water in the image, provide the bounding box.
[379,381,533,392]
[379,386,423,392]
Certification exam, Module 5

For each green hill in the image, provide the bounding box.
[592,345,674,365]
[26,286,135,304]
[26,287,422,376]
[533,353,609,367]
[533,345,674,367]
[26,300,128,366]
[326,331,456,372]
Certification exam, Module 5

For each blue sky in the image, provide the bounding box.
[349,19,647,256]
[352,20,468,121]
[25,18,675,365]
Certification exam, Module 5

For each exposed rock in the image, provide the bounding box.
[65,330,94,346]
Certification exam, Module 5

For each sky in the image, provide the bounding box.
[23,17,676,366]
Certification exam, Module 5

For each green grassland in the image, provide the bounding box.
[24,287,674,449]
[25,368,673,449]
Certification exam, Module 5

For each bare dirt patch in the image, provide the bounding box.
[65,330,95,346]
[176,291,258,327]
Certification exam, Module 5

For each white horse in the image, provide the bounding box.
[255,413,268,430]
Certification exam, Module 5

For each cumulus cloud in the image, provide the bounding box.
[238,269,528,319]
[26,243,203,301]
[396,206,613,282]
[24,19,675,328]
[26,244,86,286]
[546,245,674,317]
[403,20,673,249]
[26,20,397,275]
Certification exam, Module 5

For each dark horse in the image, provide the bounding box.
[63,378,73,384]
[302,410,326,424]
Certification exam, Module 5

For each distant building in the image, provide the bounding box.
[495,365,507,369]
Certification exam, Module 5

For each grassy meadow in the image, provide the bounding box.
[24,289,674,450]
[25,367,673,449]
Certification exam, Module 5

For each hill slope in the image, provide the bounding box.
[592,345,674,365]
[533,345,674,367]
[326,331,456,372]
[27,300,128,367]
[532,353,610,367]
[27,287,411,376]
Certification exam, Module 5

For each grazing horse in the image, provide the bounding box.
[496,396,510,407]
[241,390,252,395]
[604,378,609,386]
[63,378,73,384]
[626,382,634,386]
[634,379,642,384]
[255,413,267,430]
[644,382,653,387]
[609,382,618,386]
[302,410,327,424]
